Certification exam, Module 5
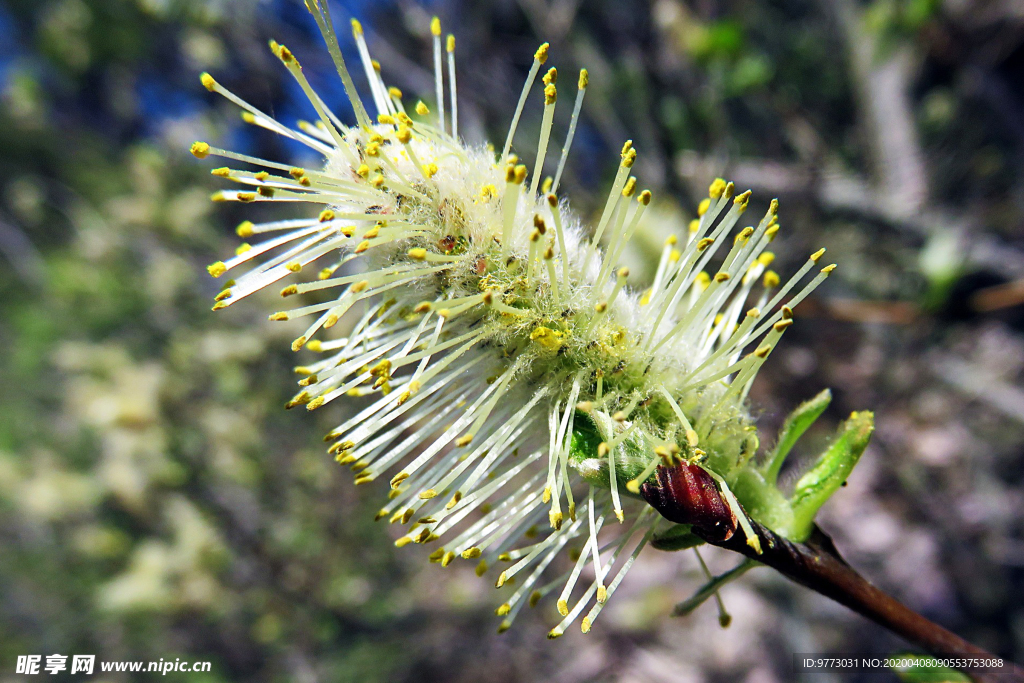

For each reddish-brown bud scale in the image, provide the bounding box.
[640,463,737,541]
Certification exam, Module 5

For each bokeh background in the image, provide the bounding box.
[1,0,1023,681]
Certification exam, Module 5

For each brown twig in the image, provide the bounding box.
[691,520,1024,683]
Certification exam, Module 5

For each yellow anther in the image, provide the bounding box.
[697,237,714,251]
[821,263,837,274]
[774,319,794,332]
[622,177,637,197]
[462,547,482,559]
[306,396,325,411]
[578,68,589,89]
[496,603,511,616]
[355,240,371,253]
[394,536,413,548]
[233,221,254,238]
[350,18,363,36]
[236,192,256,202]
[388,86,403,100]
[514,164,528,184]
[415,101,430,116]
[269,312,289,322]
[621,147,637,168]
[199,72,217,91]
[476,560,488,577]
[350,280,370,293]
[207,261,227,278]
[211,167,230,177]
[286,261,302,273]
[581,618,592,634]
[734,189,752,208]
[396,126,412,144]
[535,42,549,63]
[356,164,369,178]
[549,510,563,530]
[430,16,441,36]
[441,551,456,567]
[697,197,711,216]
[408,248,427,260]
[236,244,251,256]
[714,272,730,283]
[370,359,391,378]
[423,163,438,178]
[757,251,775,266]
[377,113,395,125]
[754,345,772,358]
[810,248,826,262]
[446,491,462,510]
[324,314,339,328]
[215,289,232,301]
[276,44,295,64]
[390,472,410,489]
[543,67,557,85]
[763,270,780,288]
[446,35,455,53]
[638,189,652,205]
[306,340,323,353]
[455,434,474,447]
[594,302,607,313]
[597,585,608,603]
[529,326,564,350]
[495,571,508,588]
[280,285,298,298]
[709,177,727,199]
[190,141,210,159]
[782,305,794,319]
[544,83,556,105]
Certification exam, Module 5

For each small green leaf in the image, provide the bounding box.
[730,467,795,538]
[651,524,705,551]
[789,411,874,541]
[890,653,971,682]
[763,388,831,485]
